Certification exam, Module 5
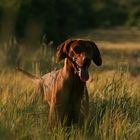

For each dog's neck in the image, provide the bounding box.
[63,58,75,76]
[62,58,86,95]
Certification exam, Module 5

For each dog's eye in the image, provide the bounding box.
[74,46,81,53]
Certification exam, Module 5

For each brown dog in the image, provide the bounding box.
[17,39,102,126]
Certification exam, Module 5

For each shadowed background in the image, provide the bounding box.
[0,0,140,74]
[0,0,140,43]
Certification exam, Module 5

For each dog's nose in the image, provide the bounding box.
[83,58,91,67]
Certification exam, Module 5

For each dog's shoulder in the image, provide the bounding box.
[42,69,61,87]
[42,69,60,79]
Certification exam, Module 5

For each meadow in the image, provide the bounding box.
[0,28,140,140]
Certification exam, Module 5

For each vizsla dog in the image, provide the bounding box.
[17,39,102,126]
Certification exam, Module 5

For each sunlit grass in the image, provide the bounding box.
[0,29,140,139]
[0,70,139,139]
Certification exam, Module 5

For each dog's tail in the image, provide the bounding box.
[16,67,43,86]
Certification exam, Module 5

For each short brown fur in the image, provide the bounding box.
[17,39,102,126]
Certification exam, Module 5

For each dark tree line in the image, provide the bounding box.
[0,0,140,44]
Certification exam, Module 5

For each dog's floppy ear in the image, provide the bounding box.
[56,39,73,62]
[90,41,102,66]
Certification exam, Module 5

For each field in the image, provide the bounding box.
[0,28,140,140]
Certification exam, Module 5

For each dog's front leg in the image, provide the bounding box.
[80,87,89,125]
[48,96,56,126]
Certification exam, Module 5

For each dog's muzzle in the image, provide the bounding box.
[67,49,91,82]
[76,58,91,82]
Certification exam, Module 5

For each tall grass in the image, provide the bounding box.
[0,70,139,140]
[0,32,140,139]
[0,36,58,74]
[0,37,20,69]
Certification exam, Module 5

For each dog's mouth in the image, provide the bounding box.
[67,54,91,82]
[71,60,90,82]
[77,66,89,82]
[76,59,91,82]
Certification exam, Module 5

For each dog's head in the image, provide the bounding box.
[56,39,102,82]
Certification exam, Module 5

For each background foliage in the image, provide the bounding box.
[0,0,140,43]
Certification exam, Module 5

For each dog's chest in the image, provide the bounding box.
[57,77,85,104]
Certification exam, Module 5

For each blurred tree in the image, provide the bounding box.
[0,0,140,44]
[91,0,128,27]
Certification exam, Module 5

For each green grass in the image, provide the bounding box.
[0,70,139,140]
[0,29,140,139]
